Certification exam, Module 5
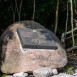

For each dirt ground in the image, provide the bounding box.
[59,52,77,74]
[67,53,77,68]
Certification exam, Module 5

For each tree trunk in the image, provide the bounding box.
[19,0,23,21]
[32,0,35,20]
[74,0,77,14]
[65,2,68,37]
[15,0,23,21]
[11,0,15,23]
[54,0,59,34]
[70,0,75,46]
[64,1,68,47]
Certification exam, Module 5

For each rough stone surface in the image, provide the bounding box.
[51,73,75,77]
[73,73,77,76]
[0,20,67,74]
[75,69,77,73]
[52,69,58,75]
[33,67,53,77]
[13,72,28,77]
[5,75,13,77]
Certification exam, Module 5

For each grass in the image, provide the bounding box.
[66,66,74,74]
[1,74,7,77]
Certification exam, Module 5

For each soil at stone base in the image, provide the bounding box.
[67,52,77,68]
[59,52,77,73]
[0,52,77,77]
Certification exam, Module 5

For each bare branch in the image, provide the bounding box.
[65,34,77,39]
[54,0,59,34]
[65,2,68,37]
[11,0,15,22]
[15,0,19,14]
[63,1,68,47]
[61,27,77,44]
[19,0,23,21]
[70,0,75,46]
[62,27,77,36]
[74,0,77,14]
[32,0,35,20]
[66,46,77,52]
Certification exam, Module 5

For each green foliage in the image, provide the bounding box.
[4,0,7,2]
[68,0,71,3]
[74,50,77,53]
[75,36,77,43]
[1,74,7,77]
[66,66,74,74]
[0,0,76,43]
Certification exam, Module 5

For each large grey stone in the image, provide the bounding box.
[33,67,53,77]
[0,20,67,74]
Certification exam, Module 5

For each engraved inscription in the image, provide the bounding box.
[21,31,33,37]
[17,28,57,49]
[32,38,46,44]
[37,32,47,39]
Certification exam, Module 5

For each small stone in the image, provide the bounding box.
[75,69,77,73]
[73,73,77,76]
[51,73,75,77]
[5,75,13,77]
[52,69,58,75]
[28,75,35,77]
[13,72,24,77]
[24,73,28,77]
[13,72,28,77]
[33,67,53,77]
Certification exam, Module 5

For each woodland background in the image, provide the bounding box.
[0,0,77,50]
[0,0,77,76]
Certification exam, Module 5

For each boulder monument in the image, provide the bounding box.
[0,21,67,74]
